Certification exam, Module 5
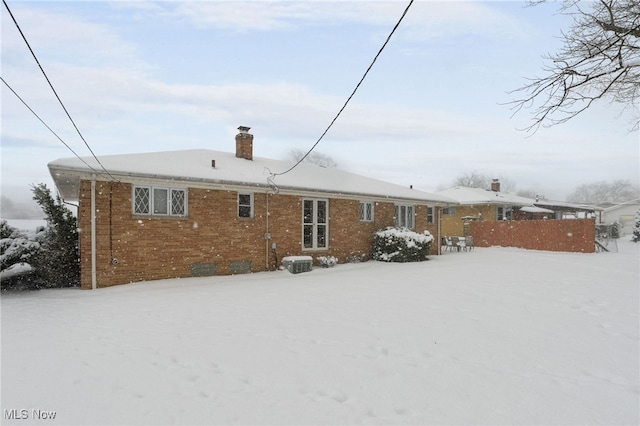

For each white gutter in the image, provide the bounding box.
[91,175,97,290]
[49,165,458,207]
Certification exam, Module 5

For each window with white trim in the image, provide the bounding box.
[238,192,253,218]
[394,204,415,229]
[442,207,456,215]
[303,198,328,249]
[427,207,434,224]
[133,187,150,215]
[359,201,374,222]
[133,186,187,217]
[497,207,505,221]
[171,189,186,215]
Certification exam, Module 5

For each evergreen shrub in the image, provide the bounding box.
[372,227,434,263]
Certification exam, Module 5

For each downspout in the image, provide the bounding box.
[91,175,97,290]
[265,192,269,270]
[437,206,442,255]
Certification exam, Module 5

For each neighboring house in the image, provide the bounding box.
[435,181,600,237]
[49,127,456,289]
[434,182,538,237]
[601,198,640,236]
[533,199,602,220]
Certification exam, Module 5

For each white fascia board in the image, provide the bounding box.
[49,165,458,206]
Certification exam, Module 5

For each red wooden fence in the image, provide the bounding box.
[470,218,595,253]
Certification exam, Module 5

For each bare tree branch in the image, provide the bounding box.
[509,0,640,132]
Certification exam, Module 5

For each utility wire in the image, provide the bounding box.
[270,0,414,179]
[3,0,117,181]
[1,76,108,177]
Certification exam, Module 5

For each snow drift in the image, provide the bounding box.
[2,241,638,425]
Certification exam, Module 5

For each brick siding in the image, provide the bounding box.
[440,205,497,237]
[78,180,438,288]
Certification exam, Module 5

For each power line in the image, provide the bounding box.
[1,76,109,177]
[3,0,117,181]
[270,0,414,179]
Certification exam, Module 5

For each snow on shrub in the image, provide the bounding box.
[316,255,337,268]
[372,227,434,262]
[346,253,367,263]
[1,220,40,272]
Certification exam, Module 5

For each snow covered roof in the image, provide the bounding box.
[602,198,640,213]
[520,206,554,214]
[435,186,535,206]
[48,149,457,205]
[534,199,603,212]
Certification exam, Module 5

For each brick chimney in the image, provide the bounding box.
[235,126,253,160]
[490,179,500,192]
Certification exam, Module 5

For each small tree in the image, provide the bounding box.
[31,184,80,287]
[632,209,640,243]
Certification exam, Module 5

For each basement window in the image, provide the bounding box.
[133,186,187,217]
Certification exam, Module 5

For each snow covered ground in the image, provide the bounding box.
[2,241,638,425]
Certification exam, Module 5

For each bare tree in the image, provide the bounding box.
[454,171,490,189]
[567,179,640,204]
[288,149,338,168]
[510,0,640,132]
[453,171,517,193]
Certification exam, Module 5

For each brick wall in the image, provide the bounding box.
[440,205,497,237]
[469,218,596,253]
[78,179,438,288]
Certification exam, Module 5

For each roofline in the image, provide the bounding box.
[452,200,533,207]
[603,198,640,212]
[49,164,458,206]
[534,200,604,212]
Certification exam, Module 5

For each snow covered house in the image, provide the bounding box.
[48,127,456,289]
[435,182,600,237]
[434,182,599,252]
[435,182,539,237]
[601,198,640,236]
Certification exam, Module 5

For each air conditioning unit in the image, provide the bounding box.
[281,256,313,274]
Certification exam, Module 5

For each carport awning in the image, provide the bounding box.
[520,206,554,214]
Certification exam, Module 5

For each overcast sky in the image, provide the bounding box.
[1,0,638,214]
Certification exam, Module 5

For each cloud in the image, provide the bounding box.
[2,3,142,67]
[2,1,636,203]
[120,0,528,42]
[165,2,400,31]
